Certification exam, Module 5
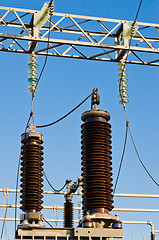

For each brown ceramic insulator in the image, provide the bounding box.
[20,139,44,212]
[63,200,74,228]
[81,118,114,215]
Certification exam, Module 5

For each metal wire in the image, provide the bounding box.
[1,193,8,239]
[37,91,93,128]
[123,106,159,187]
[5,194,8,239]
[3,193,6,238]
[43,170,67,192]
[31,94,35,123]
[14,150,22,239]
[43,217,54,228]
[24,95,35,132]
[129,126,159,186]
[113,122,128,194]
[134,0,143,22]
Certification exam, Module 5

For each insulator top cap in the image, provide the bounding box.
[81,109,110,122]
[21,131,43,143]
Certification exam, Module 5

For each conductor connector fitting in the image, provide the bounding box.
[123,22,138,39]
[91,88,100,109]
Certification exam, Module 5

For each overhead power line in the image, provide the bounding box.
[134,0,143,21]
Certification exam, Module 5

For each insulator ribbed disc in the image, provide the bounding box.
[20,140,44,212]
[63,200,74,228]
[81,120,114,215]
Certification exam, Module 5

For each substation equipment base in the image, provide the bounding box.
[17,227,123,240]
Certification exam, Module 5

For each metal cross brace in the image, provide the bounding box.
[0,6,159,66]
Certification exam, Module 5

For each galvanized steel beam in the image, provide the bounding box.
[0,6,159,66]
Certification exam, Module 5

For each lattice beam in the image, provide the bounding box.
[0,6,159,66]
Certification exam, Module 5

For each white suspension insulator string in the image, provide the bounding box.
[118,61,129,105]
[28,52,38,94]
[25,1,55,130]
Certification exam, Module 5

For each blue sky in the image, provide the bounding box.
[0,0,159,239]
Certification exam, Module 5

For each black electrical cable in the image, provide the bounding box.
[14,150,21,239]
[128,122,159,187]
[43,170,67,192]
[113,122,128,194]
[117,109,159,188]
[37,91,93,128]
[134,0,143,22]
[122,106,159,187]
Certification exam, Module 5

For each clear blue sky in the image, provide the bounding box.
[0,0,159,239]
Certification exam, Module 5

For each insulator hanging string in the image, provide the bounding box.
[115,0,143,192]
[25,0,54,129]
[118,62,129,105]
[34,2,54,94]
[28,53,38,93]
[117,0,143,106]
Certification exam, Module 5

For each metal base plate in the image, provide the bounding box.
[17,227,123,239]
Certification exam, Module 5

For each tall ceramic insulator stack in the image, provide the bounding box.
[81,109,114,216]
[20,130,44,212]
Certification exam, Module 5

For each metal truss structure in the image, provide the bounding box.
[0,6,159,66]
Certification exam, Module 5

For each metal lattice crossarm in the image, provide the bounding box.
[0,6,159,66]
